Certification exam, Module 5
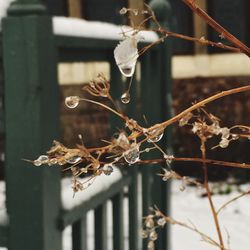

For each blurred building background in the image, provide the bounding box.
[41,0,250,182]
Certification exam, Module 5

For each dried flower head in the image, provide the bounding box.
[83,73,110,97]
[72,178,83,193]
[179,112,193,127]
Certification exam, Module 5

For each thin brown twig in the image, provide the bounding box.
[201,140,225,250]
[216,190,250,215]
[162,30,240,53]
[79,98,125,119]
[151,85,250,131]
[155,209,227,249]
[136,157,250,170]
[182,0,250,57]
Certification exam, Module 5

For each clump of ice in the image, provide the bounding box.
[114,36,139,77]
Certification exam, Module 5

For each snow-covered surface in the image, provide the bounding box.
[171,181,250,250]
[0,0,13,28]
[62,180,250,250]
[1,178,250,250]
[53,17,158,42]
[0,1,158,42]
[0,181,8,226]
[61,167,122,210]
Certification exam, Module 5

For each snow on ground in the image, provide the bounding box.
[0,179,250,250]
[62,179,250,250]
[171,181,250,250]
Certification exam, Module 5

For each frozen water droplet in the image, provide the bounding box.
[149,231,158,241]
[34,155,48,166]
[133,9,138,15]
[146,218,154,228]
[164,155,174,165]
[219,138,229,148]
[58,160,66,166]
[147,240,155,250]
[141,230,148,239]
[37,155,48,162]
[34,160,42,166]
[116,132,130,148]
[162,173,171,181]
[157,217,166,227]
[146,128,164,143]
[120,66,134,77]
[124,145,140,164]
[119,7,127,15]
[66,156,82,164]
[179,184,186,192]
[162,169,173,181]
[220,127,230,139]
[232,134,239,140]
[50,158,58,165]
[121,92,130,104]
[65,96,80,108]
[103,165,114,175]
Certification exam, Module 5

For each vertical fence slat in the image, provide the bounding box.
[112,193,124,250]
[128,167,139,250]
[140,30,172,250]
[2,3,62,249]
[140,52,153,213]
[159,18,173,249]
[94,203,108,250]
[72,215,87,250]
[140,52,154,250]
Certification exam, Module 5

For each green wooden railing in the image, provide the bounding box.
[0,0,172,249]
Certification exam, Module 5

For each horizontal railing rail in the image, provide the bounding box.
[58,174,132,229]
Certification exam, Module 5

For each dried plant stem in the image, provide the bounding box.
[165,216,224,249]
[182,0,250,57]
[140,28,240,56]
[79,98,125,120]
[137,157,250,170]
[161,30,240,53]
[230,125,250,130]
[152,85,250,131]
[201,140,225,250]
[217,190,250,215]
[140,4,242,55]
[155,209,226,249]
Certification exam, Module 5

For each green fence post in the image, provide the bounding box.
[147,1,173,250]
[2,0,61,249]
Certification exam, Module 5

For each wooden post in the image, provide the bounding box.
[68,0,82,18]
[2,0,62,249]
[146,1,172,249]
[128,0,145,27]
[194,0,207,54]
